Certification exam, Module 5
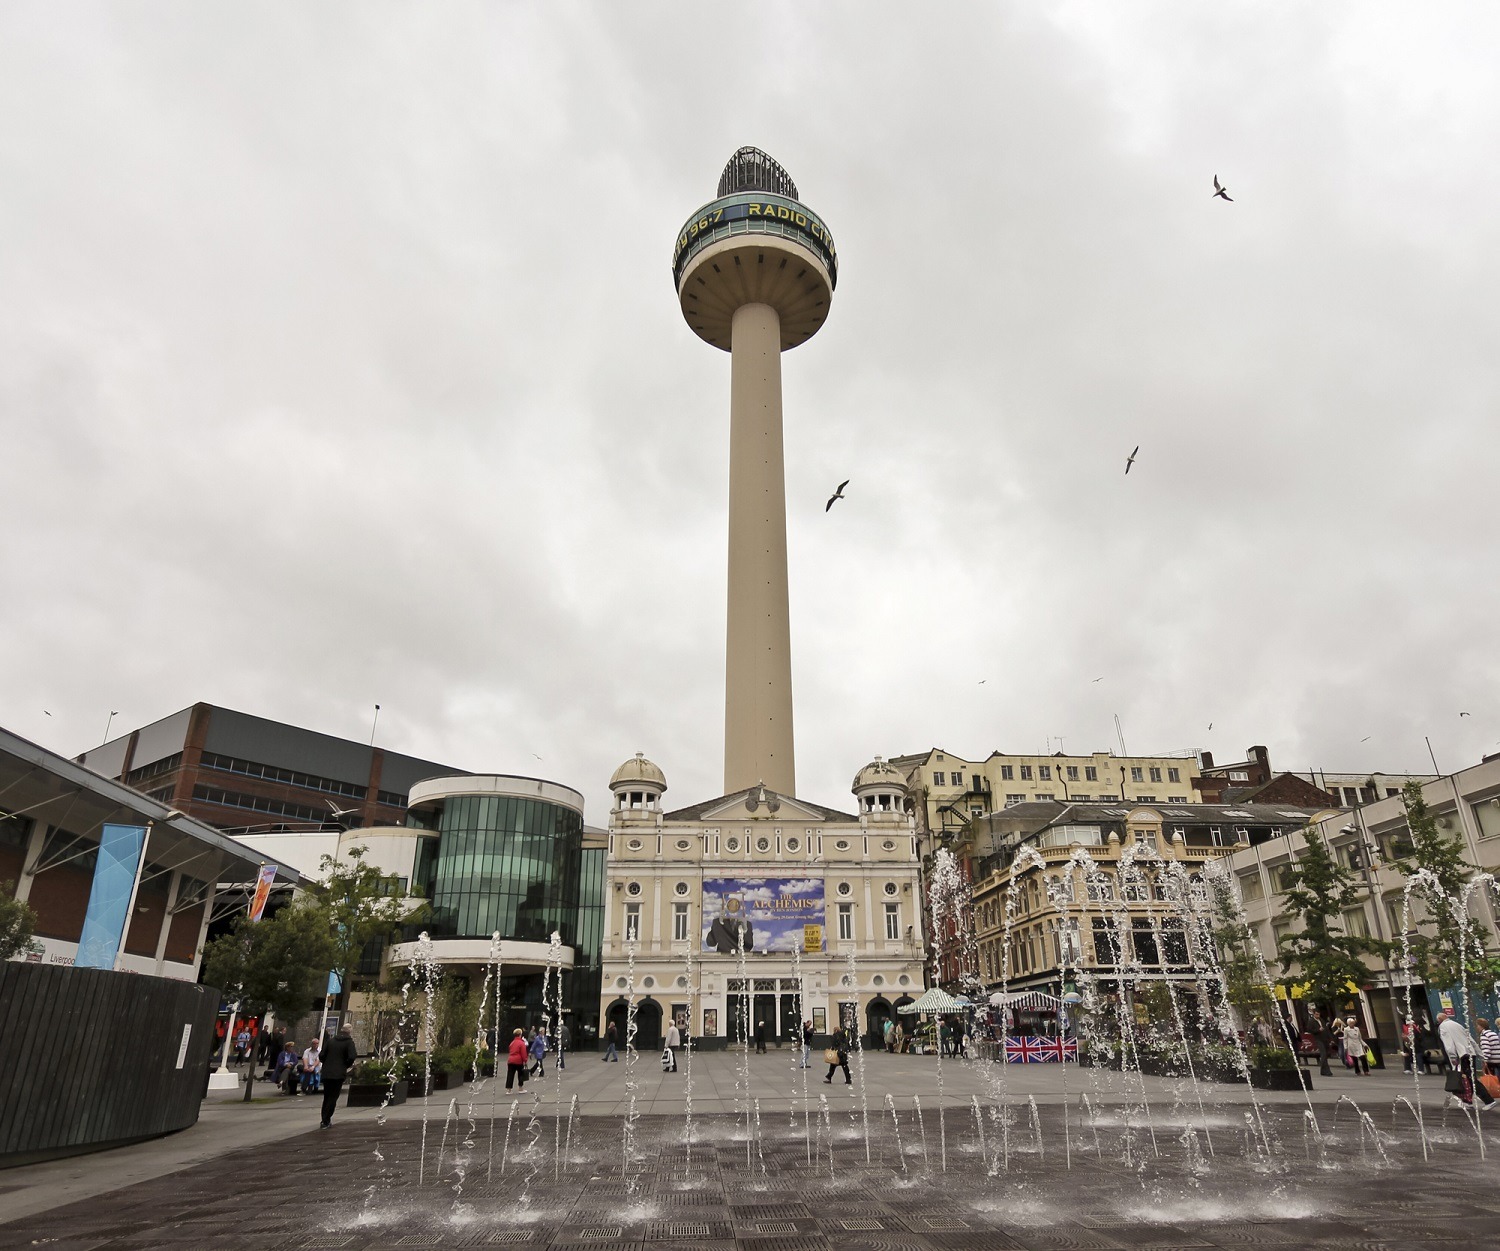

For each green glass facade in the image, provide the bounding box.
[415,787,603,1041]
[428,794,584,945]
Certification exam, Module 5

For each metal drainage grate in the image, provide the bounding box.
[661,1223,711,1239]
[919,1216,972,1231]
[578,1228,623,1241]
[303,1240,356,1249]
[396,1238,443,1247]
[838,1218,886,1231]
[482,1235,533,1246]
[755,1221,801,1234]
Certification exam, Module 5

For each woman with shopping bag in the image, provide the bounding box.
[823,1025,851,1085]
[1342,1017,1369,1076]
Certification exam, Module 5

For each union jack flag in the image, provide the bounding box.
[1003,1036,1077,1063]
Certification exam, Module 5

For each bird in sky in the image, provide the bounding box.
[1213,175,1233,202]
[1460,712,1471,717]
[1360,736,1372,743]
[825,479,849,512]
[1207,722,1213,730]
[1125,446,1139,475]
[532,753,544,761]
[43,710,51,716]
[1092,677,1104,683]
[326,799,361,820]
[978,680,987,685]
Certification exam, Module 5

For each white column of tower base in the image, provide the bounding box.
[725,301,795,798]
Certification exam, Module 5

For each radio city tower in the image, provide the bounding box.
[673,147,837,798]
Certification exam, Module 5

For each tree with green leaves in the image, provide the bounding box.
[318,846,427,1027]
[201,897,337,1023]
[1275,825,1387,1023]
[1206,874,1275,1026]
[1396,780,1500,997]
[0,884,38,961]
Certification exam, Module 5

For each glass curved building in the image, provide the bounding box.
[396,775,604,1042]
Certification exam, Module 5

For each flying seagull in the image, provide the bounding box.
[1125,446,1139,475]
[1207,722,1213,730]
[1360,736,1372,743]
[978,680,987,685]
[1213,175,1232,202]
[825,479,849,512]
[326,799,361,821]
[1460,712,1471,717]
[1092,677,1104,683]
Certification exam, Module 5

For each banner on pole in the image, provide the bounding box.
[248,864,278,921]
[74,824,149,969]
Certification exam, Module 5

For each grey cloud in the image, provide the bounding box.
[2,1,1497,821]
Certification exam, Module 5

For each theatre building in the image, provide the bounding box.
[599,754,926,1050]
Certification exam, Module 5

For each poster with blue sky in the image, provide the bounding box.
[702,877,824,953]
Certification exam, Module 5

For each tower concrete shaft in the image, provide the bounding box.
[724,302,794,797]
[673,147,837,800]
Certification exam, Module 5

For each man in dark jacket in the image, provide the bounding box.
[318,1025,358,1129]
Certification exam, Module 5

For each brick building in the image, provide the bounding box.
[77,703,463,834]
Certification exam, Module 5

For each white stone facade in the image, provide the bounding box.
[599,758,927,1048]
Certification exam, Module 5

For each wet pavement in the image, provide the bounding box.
[5,1080,1500,1250]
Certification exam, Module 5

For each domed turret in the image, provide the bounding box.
[852,756,909,816]
[610,752,666,814]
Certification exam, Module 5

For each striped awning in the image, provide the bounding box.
[897,988,969,1014]
[989,991,1064,1011]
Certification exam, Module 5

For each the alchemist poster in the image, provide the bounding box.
[702,877,825,953]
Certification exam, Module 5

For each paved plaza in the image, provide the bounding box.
[6,1051,1500,1248]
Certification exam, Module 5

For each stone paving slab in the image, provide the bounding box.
[6,1102,1500,1251]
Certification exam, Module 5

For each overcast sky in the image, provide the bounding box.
[3,3,1497,820]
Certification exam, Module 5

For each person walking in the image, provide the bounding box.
[233,1025,251,1067]
[1438,1010,1496,1110]
[664,1020,680,1072]
[1308,1010,1333,1077]
[754,1020,766,1054]
[882,1018,894,1054]
[1479,1018,1500,1077]
[529,1026,548,1077]
[1341,1017,1369,1076]
[317,1024,357,1129]
[506,1028,530,1090]
[823,1025,851,1085]
[558,1020,569,1071]
[800,1019,813,1070]
[1401,1016,1420,1073]
[602,1020,619,1062]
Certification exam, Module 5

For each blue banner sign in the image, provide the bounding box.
[74,823,149,969]
[702,877,825,954]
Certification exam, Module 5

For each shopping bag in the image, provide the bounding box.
[1365,1047,1375,1064]
[1444,1070,1467,1094]
[823,1048,840,1064]
[1479,1073,1500,1101]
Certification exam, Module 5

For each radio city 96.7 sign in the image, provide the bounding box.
[674,196,837,282]
[702,877,825,954]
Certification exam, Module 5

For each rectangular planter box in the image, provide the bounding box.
[347,1082,407,1107]
[1251,1067,1312,1091]
[406,1071,461,1097]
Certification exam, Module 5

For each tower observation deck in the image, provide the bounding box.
[673,148,838,798]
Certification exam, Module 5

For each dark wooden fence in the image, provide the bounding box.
[0,962,221,1166]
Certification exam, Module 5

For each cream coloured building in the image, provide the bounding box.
[599,754,926,1050]
[891,747,1203,851]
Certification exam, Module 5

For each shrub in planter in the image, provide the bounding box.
[347,1059,406,1107]
[1249,1045,1296,1071]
